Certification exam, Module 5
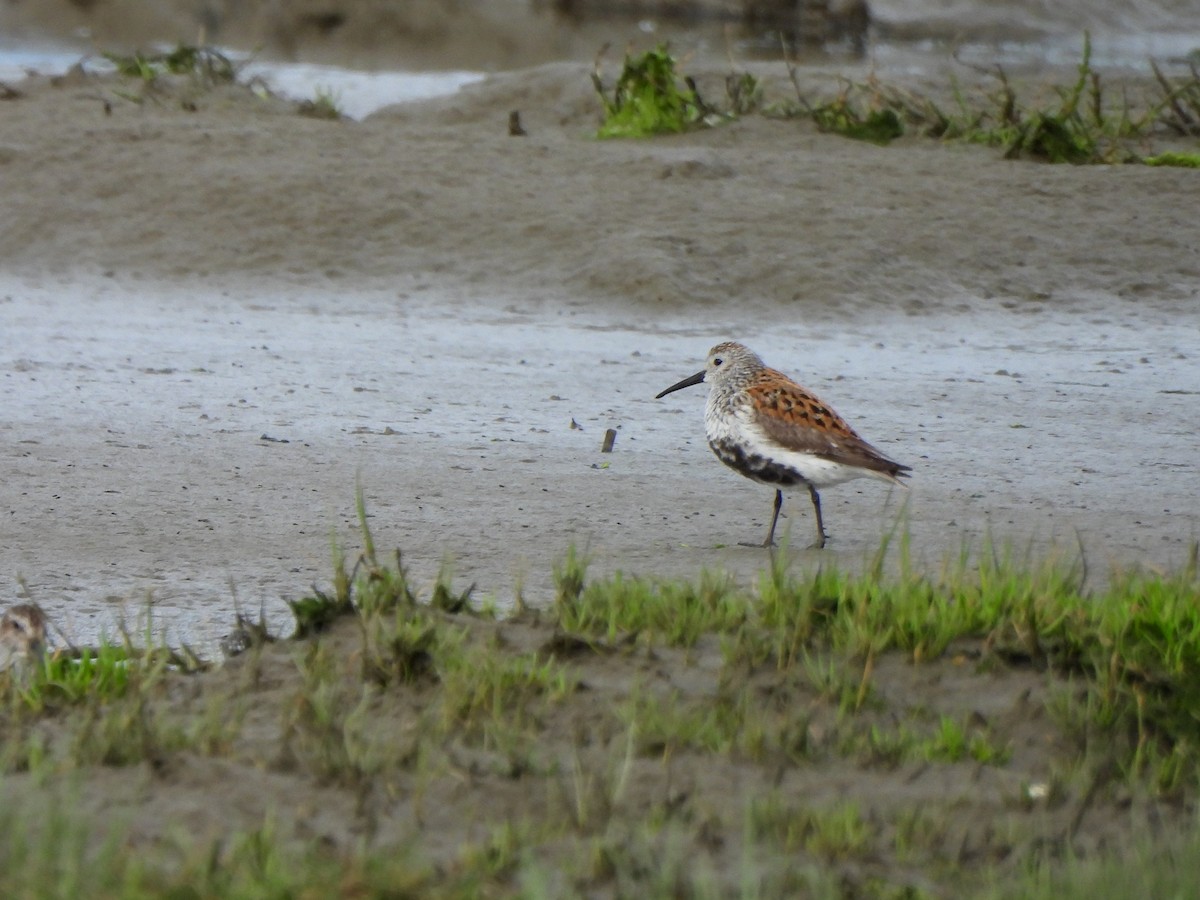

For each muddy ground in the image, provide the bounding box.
[0,24,1198,895]
[1,57,1197,649]
[1,602,1181,896]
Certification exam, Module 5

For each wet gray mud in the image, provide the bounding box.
[3,49,1200,650]
[2,276,1196,651]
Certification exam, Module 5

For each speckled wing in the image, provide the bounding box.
[745,371,911,480]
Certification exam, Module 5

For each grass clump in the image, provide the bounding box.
[13,641,141,711]
[554,560,746,647]
[619,686,747,756]
[103,44,237,87]
[0,798,434,898]
[290,494,573,757]
[972,34,1140,162]
[593,45,703,138]
[593,44,760,138]
[280,645,384,785]
[1143,151,1200,167]
[289,488,435,636]
[859,715,1012,767]
[360,614,445,687]
[5,618,206,716]
[298,87,343,120]
[286,585,353,638]
[806,91,905,144]
[983,819,1200,900]
[440,644,576,736]
[776,33,1200,164]
[68,690,187,767]
[748,796,873,860]
[555,537,1200,787]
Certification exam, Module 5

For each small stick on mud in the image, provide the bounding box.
[601,428,617,453]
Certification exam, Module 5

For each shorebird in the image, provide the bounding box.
[656,342,910,548]
[0,603,49,675]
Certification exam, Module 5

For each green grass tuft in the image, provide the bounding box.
[559,537,1200,785]
[440,644,576,736]
[555,565,745,647]
[298,87,343,120]
[594,45,703,138]
[103,44,236,85]
[775,33,1200,164]
[1143,151,1200,167]
[592,44,760,139]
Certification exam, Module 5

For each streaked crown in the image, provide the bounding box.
[703,342,765,388]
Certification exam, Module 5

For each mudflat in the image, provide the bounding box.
[2,56,1196,643]
[0,45,1198,895]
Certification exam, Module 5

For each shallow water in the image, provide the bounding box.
[3,0,1199,100]
[0,41,483,119]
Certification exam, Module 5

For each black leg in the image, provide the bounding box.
[763,488,784,547]
[807,483,827,549]
[740,489,783,548]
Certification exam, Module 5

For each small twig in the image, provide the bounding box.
[780,32,813,114]
[1151,60,1198,135]
[684,75,712,117]
[590,42,611,110]
[951,45,999,78]
[993,65,1018,127]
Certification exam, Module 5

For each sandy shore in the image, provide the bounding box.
[1,54,1198,648]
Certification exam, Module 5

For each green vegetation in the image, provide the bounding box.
[297,86,344,120]
[593,45,704,138]
[806,92,905,145]
[593,44,760,138]
[1144,151,1200,167]
[778,35,1200,164]
[748,795,873,859]
[556,538,1200,789]
[103,44,237,86]
[594,36,1199,165]
[101,43,236,107]
[4,494,1200,896]
[858,715,1012,767]
[98,42,344,121]
[10,621,205,714]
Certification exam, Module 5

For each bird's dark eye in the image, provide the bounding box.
[713,357,724,367]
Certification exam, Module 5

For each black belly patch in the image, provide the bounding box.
[710,439,805,487]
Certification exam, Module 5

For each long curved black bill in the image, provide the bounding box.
[655,370,705,399]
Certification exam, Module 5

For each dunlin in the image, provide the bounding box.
[656,342,910,548]
[0,603,49,674]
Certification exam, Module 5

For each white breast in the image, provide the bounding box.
[705,396,889,489]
